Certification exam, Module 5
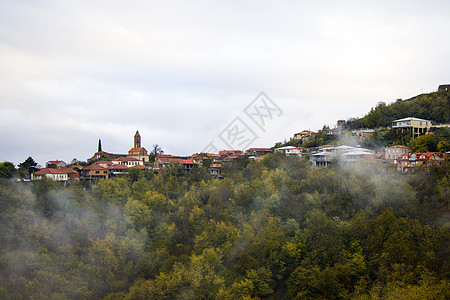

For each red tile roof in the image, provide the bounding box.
[34,167,77,175]
[84,164,107,170]
[398,152,443,162]
[108,164,129,170]
[158,157,195,165]
[112,157,140,162]
[94,161,113,166]
[219,150,243,156]
[48,160,64,164]
[128,147,147,152]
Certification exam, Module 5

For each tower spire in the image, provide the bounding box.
[134,130,141,148]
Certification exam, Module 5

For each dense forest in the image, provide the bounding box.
[1,155,449,299]
[347,90,450,129]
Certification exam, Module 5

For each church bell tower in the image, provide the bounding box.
[134,130,141,148]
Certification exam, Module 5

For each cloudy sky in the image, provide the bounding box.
[1,0,449,165]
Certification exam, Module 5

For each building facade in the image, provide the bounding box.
[127,130,150,162]
[385,145,411,163]
[392,117,432,138]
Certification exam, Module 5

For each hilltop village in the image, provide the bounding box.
[2,85,447,183]
[28,114,449,184]
[1,90,449,300]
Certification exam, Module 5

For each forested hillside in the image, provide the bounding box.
[1,155,449,299]
[347,90,450,129]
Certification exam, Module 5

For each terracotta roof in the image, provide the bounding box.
[414,152,442,160]
[64,167,79,174]
[399,152,443,161]
[158,157,194,165]
[84,164,107,170]
[128,147,147,152]
[180,159,194,165]
[94,161,113,166]
[108,164,129,170]
[112,156,140,162]
[219,150,243,156]
[223,154,243,161]
[34,167,75,175]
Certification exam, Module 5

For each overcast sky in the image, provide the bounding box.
[1,0,449,165]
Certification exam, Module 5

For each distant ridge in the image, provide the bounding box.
[347,86,450,129]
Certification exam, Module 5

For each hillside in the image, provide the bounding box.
[0,155,449,299]
[347,89,450,129]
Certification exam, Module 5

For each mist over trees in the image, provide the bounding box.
[0,155,449,299]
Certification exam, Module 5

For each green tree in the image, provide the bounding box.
[437,140,449,153]
[409,134,439,152]
[128,167,145,183]
[93,178,130,205]
[32,176,58,217]
[0,161,16,178]
[149,144,164,163]
[18,156,38,177]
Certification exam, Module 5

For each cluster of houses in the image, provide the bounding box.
[30,115,449,183]
[309,144,447,172]
[32,131,150,183]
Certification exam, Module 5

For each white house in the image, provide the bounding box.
[32,168,70,181]
[112,157,145,168]
[274,146,305,157]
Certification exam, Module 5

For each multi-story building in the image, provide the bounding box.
[153,154,195,172]
[310,145,375,168]
[385,145,411,163]
[294,130,316,141]
[82,164,109,180]
[274,146,305,156]
[397,152,445,173]
[127,131,150,162]
[392,117,432,138]
[32,167,79,182]
[112,156,145,168]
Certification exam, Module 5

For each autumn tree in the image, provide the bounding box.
[0,161,16,178]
